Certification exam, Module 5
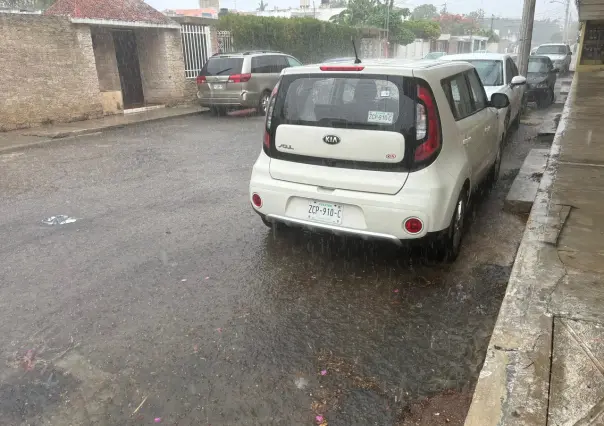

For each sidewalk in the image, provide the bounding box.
[0,105,205,154]
[465,73,604,425]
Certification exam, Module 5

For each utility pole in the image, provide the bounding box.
[490,14,495,32]
[563,0,570,44]
[517,0,537,77]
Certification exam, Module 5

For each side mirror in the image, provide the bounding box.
[511,75,527,87]
[491,93,510,109]
[569,51,573,56]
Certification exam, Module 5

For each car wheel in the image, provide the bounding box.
[258,91,271,116]
[211,106,228,116]
[432,190,467,263]
[488,139,503,187]
[503,112,510,141]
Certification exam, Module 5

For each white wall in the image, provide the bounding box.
[396,39,430,59]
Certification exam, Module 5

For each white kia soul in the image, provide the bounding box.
[249,60,509,261]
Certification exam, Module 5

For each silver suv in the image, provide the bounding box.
[196,51,303,115]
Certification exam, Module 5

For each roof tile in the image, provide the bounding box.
[45,0,173,25]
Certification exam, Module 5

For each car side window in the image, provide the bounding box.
[441,74,474,121]
[465,70,487,111]
[287,57,303,67]
[505,59,515,84]
[269,55,288,73]
[251,56,268,74]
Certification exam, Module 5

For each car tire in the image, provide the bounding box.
[432,189,467,263]
[211,106,228,116]
[488,139,503,187]
[503,112,510,142]
[258,91,271,116]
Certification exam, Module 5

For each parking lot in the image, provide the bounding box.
[0,86,563,425]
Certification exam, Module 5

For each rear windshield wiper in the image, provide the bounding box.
[214,68,233,75]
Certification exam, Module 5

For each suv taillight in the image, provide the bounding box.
[228,73,251,83]
[263,82,280,155]
[196,75,206,84]
[414,85,441,163]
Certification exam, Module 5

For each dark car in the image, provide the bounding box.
[526,55,558,108]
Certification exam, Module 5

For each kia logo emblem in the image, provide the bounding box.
[323,135,341,145]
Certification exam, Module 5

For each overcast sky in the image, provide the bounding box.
[145,0,575,21]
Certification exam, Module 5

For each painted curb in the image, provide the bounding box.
[464,74,577,425]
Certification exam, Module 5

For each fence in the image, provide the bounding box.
[181,24,212,79]
[216,30,233,53]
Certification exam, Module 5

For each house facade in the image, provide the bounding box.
[0,0,214,131]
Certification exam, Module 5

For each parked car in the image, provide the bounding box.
[532,43,572,75]
[526,55,558,108]
[440,53,526,140]
[249,60,510,261]
[196,51,303,116]
[423,51,446,60]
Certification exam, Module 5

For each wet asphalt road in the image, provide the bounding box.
[0,98,558,425]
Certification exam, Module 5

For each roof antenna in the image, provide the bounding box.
[352,39,362,64]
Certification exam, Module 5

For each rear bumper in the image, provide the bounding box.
[264,213,405,246]
[197,89,260,108]
[249,155,464,243]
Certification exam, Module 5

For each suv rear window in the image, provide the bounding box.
[200,57,243,76]
[280,75,415,132]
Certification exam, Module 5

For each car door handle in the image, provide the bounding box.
[463,137,472,145]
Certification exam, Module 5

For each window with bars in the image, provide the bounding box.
[181,24,212,79]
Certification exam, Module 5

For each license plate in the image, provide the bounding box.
[213,84,224,90]
[308,200,343,225]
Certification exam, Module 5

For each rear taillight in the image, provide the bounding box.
[228,73,251,83]
[414,85,441,163]
[196,75,206,84]
[263,81,280,155]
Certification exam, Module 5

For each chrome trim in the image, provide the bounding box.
[266,214,403,246]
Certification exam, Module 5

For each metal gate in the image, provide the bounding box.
[216,30,233,54]
[181,24,212,79]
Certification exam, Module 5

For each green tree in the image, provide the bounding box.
[411,3,437,20]
[406,19,440,39]
[330,0,425,45]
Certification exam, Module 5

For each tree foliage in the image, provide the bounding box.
[329,0,440,45]
[411,3,437,20]
[218,15,361,63]
[257,0,268,11]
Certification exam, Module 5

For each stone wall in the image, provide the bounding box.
[135,28,187,106]
[0,14,103,131]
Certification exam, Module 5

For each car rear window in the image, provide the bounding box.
[280,75,415,132]
[200,57,243,76]
[536,45,567,55]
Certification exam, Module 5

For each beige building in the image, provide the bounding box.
[0,0,214,131]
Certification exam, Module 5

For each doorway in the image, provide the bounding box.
[112,30,144,109]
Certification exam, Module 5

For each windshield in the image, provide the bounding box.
[466,60,504,86]
[200,57,243,76]
[528,59,550,73]
[536,45,567,55]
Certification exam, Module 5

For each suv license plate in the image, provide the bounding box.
[308,200,342,225]
[213,84,224,90]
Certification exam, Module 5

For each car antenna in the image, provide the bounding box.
[352,39,362,64]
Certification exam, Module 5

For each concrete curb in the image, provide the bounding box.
[0,109,204,155]
[464,74,577,426]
